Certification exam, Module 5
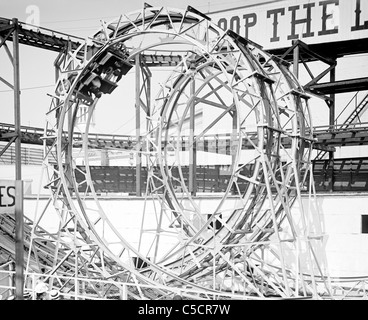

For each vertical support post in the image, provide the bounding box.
[120,284,128,300]
[329,64,336,128]
[9,262,15,297]
[231,109,237,194]
[145,67,151,195]
[13,18,21,182]
[232,109,237,164]
[15,180,24,300]
[101,149,109,166]
[135,55,142,197]
[74,250,78,300]
[12,18,24,300]
[146,67,151,130]
[293,42,299,79]
[189,75,197,196]
[66,41,74,193]
[328,62,336,192]
[31,273,36,300]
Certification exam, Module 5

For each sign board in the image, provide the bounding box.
[209,0,368,50]
[0,180,16,214]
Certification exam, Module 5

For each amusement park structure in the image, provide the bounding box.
[0,3,368,300]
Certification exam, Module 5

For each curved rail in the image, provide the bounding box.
[26,6,330,299]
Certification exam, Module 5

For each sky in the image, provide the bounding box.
[1,0,368,136]
[1,0,279,135]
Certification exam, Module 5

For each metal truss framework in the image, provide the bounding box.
[0,18,24,298]
[0,17,89,298]
[0,19,21,176]
[22,6,334,300]
[282,41,368,196]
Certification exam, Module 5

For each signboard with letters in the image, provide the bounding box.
[210,0,368,50]
[0,180,16,214]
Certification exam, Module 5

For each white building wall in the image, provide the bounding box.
[0,165,48,196]
[308,193,368,277]
[21,192,368,277]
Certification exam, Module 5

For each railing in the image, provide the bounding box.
[74,164,237,195]
[2,120,368,148]
[2,120,368,176]
[0,270,264,300]
[2,268,368,300]
[312,121,368,133]
[335,91,368,129]
[335,91,366,125]
[0,262,13,300]
[0,122,44,136]
[0,16,84,51]
[313,157,368,192]
[327,276,368,300]
[0,142,43,165]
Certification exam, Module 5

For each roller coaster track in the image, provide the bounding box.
[1,6,335,299]
[0,211,85,281]
[4,120,368,155]
[5,120,365,153]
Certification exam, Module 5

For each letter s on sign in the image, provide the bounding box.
[7,186,15,207]
[0,180,18,213]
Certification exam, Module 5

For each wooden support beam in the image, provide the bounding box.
[135,55,142,197]
[189,74,197,196]
[308,77,368,95]
[12,18,24,301]
[293,42,299,79]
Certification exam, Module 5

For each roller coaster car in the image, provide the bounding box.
[75,47,133,104]
[95,49,133,80]
[75,72,115,104]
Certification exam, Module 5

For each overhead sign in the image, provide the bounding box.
[0,180,16,214]
[210,0,368,50]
